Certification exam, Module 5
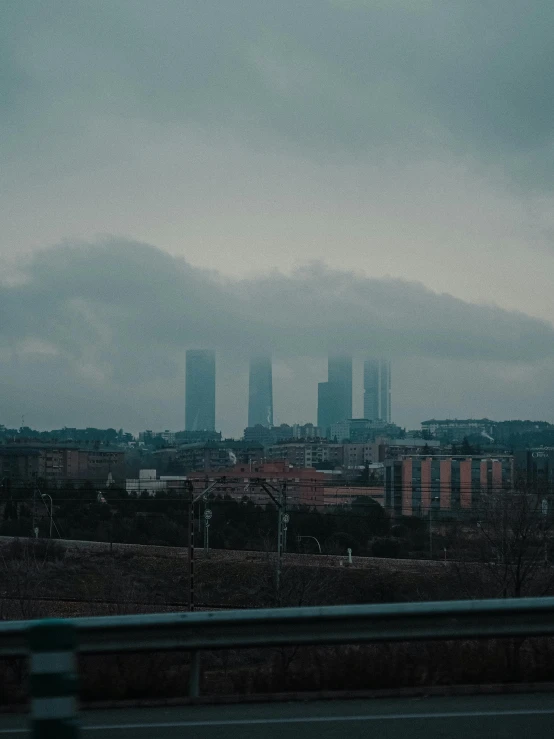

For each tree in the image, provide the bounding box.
[453,487,554,599]
[450,486,554,679]
[460,436,473,455]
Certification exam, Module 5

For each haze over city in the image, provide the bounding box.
[2,1,554,436]
[6,4,554,730]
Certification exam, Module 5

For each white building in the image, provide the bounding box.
[125,469,187,497]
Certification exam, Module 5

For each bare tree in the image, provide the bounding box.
[446,487,554,680]
[480,487,552,598]
[452,487,554,599]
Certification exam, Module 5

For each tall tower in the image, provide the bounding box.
[363,358,391,422]
[380,358,391,423]
[185,349,216,431]
[328,355,352,422]
[318,356,352,433]
[248,356,273,427]
[317,382,333,431]
[363,359,380,421]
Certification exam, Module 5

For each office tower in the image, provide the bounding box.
[328,355,353,422]
[317,382,333,431]
[248,355,273,428]
[363,358,391,422]
[380,358,391,424]
[363,359,380,421]
[318,356,353,434]
[185,350,216,431]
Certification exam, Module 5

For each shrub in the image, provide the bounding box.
[371,536,401,558]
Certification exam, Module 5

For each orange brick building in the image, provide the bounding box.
[385,455,514,517]
[211,460,325,507]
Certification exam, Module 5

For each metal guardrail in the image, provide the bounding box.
[5,597,554,735]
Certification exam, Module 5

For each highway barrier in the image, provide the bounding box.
[2,597,554,734]
[29,620,79,738]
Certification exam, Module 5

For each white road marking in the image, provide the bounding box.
[81,707,554,731]
[2,706,554,735]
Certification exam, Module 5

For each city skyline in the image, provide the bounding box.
[4,346,553,439]
[3,4,554,438]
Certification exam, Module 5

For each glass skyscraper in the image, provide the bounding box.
[363,359,380,421]
[363,358,391,422]
[248,356,273,428]
[185,349,216,431]
[317,355,353,432]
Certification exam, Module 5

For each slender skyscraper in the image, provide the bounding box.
[363,359,380,420]
[318,355,353,433]
[380,358,391,424]
[363,358,391,422]
[185,349,216,431]
[248,356,273,427]
[317,382,334,431]
[328,355,352,422]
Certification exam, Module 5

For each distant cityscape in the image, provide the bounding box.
[2,348,554,524]
[184,350,392,436]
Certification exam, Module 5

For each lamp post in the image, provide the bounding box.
[429,496,440,559]
[296,535,322,554]
[41,494,53,539]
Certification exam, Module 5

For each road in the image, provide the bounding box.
[1,694,554,737]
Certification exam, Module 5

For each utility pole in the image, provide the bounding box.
[260,480,287,597]
[188,490,194,611]
[32,479,37,538]
[282,513,289,555]
[187,479,219,612]
[282,482,288,554]
[41,494,53,538]
[429,496,440,559]
[204,508,212,556]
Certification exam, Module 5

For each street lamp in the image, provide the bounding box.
[296,535,322,554]
[429,496,440,559]
[41,494,53,539]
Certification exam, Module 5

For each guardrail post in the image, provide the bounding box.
[29,619,79,738]
[188,650,200,698]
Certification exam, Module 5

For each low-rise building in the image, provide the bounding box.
[175,440,264,473]
[215,460,325,507]
[381,438,441,460]
[323,484,385,507]
[515,448,554,489]
[266,442,344,468]
[421,419,495,441]
[125,469,187,496]
[0,442,125,483]
[342,443,374,468]
[385,455,514,517]
[329,418,403,443]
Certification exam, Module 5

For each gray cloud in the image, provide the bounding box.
[3,239,553,362]
[3,1,554,177]
[2,239,554,433]
[2,3,554,434]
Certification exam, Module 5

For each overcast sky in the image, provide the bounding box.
[2,1,554,436]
